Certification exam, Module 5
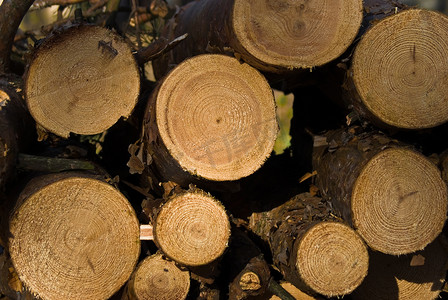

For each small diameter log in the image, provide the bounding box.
[314,129,448,255]
[153,0,363,76]
[249,193,369,297]
[351,235,448,300]
[25,24,140,138]
[144,54,278,185]
[122,253,190,300]
[346,9,448,130]
[152,186,230,267]
[8,172,140,300]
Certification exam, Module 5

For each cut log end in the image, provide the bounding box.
[127,253,190,300]
[25,25,140,137]
[352,9,448,129]
[154,189,230,266]
[155,54,278,181]
[352,148,447,255]
[352,236,448,300]
[296,221,369,297]
[9,175,140,300]
[232,0,363,69]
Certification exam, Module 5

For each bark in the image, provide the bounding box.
[0,75,34,193]
[143,183,230,267]
[143,54,278,190]
[314,128,448,255]
[25,24,140,137]
[152,0,363,77]
[248,193,369,298]
[8,171,140,300]
[122,253,190,300]
[0,0,35,74]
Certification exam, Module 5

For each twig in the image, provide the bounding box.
[135,33,188,64]
[0,0,36,74]
[268,279,296,300]
[131,0,142,49]
[85,0,109,15]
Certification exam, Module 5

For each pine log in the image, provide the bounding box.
[8,172,140,300]
[249,193,369,297]
[314,129,448,255]
[144,54,278,186]
[152,0,363,77]
[150,185,230,267]
[0,76,34,192]
[122,253,190,300]
[351,235,448,300]
[25,24,140,138]
[346,9,448,130]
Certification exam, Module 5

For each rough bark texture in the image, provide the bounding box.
[152,0,363,77]
[0,0,35,74]
[314,128,448,255]
[8,171,140,300]
[0,75,34,192]
[249,193,369,297]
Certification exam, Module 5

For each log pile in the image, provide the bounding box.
[0,1,448,300]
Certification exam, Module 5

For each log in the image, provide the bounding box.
[150,185,230,267]
[144,54,278,185]
[122,253,190,300]
[25,24,140,138]
[8,172,140,300]
[249,193,369,297]
[152,0,363,76]
[351,235,448,300]
[0,76,34,192]
[346,9,448,130]
[314,128,448,255]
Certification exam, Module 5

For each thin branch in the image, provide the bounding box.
[30,0,87,10]
[131,0,142,49]
[135,33,188,65]
[0,0,35,74]
[85,0,109,15]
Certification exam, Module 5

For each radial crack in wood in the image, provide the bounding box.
[123,253,190,300]
[145,54,278,184]
[349,9,448,129]
[153,188,230,267]
[25,25,140,138]
[8,174,141,300]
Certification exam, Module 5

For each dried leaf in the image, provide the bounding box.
[410,254,425,267]
[8,267,23,293]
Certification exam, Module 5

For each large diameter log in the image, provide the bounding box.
[153,186,230,267]
[122,253,190,300]
[249,193,369,297]
[144,54,278,184]
[346,9,448,129]
[153,0,363,76]
[351,236,448,300]
[8,172,140,300]
[315,129,448,255]
[25,24,140,138]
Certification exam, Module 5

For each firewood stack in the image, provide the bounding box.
[0,0,448,299]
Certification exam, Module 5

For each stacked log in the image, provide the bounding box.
[122,253,190,300]
[143,54,278,186]
[345,9,448,130]
[249,193,369,297]
[153,0,363,76]
[8,172,140,299]
[24,24,140,137]
[314,129,448,255]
